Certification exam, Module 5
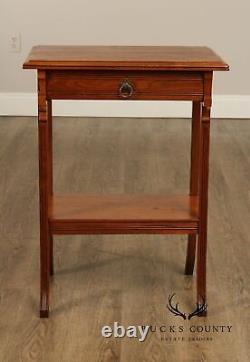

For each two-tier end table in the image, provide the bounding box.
[23,46,229,318]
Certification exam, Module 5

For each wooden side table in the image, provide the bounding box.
[23,46,229,318]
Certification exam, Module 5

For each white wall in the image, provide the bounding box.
[1,0,250,117]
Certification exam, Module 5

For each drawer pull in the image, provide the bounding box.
[119,80,134,98]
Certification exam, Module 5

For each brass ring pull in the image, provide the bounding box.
[119,80,134,98]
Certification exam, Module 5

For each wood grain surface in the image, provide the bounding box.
[23,46,229,71]
[50,194,198,234]
[46,70,204,100]
[0,116,249,361]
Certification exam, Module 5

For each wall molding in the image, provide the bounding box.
[0,93,250,119]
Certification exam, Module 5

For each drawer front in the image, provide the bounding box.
[46,70,204,100]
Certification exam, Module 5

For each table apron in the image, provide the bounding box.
[45,70,204,101]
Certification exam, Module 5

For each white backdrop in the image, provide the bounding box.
[1,0,249,117]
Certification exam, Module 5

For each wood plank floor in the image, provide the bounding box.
[0,116,249,361]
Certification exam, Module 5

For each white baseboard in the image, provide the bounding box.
[0,93,250,119]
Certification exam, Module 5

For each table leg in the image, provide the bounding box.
[197,105,211,316]
[47,99,54,276]
[185,101,201,275]
[38,71,50,318]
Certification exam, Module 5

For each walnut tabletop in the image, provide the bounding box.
[23,45,229,71]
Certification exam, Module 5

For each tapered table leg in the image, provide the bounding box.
[185,101,201,275]
[197,104,211,317]
[38,71,50,318]
[47,99,54,276]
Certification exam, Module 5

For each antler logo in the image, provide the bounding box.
[167,293,207,320]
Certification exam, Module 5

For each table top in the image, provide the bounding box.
[23,45,229,71]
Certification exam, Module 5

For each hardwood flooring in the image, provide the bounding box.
[0,116,249,361]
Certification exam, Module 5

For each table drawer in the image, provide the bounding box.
[46,70,204,100]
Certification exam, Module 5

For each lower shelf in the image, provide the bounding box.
[49,194,199,235]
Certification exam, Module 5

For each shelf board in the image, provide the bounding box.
[49,194,199,235]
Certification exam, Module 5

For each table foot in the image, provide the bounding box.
[40,296,49,318]
[197,309,207,317]
[185,234,196,275]
[40,308,49,318]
